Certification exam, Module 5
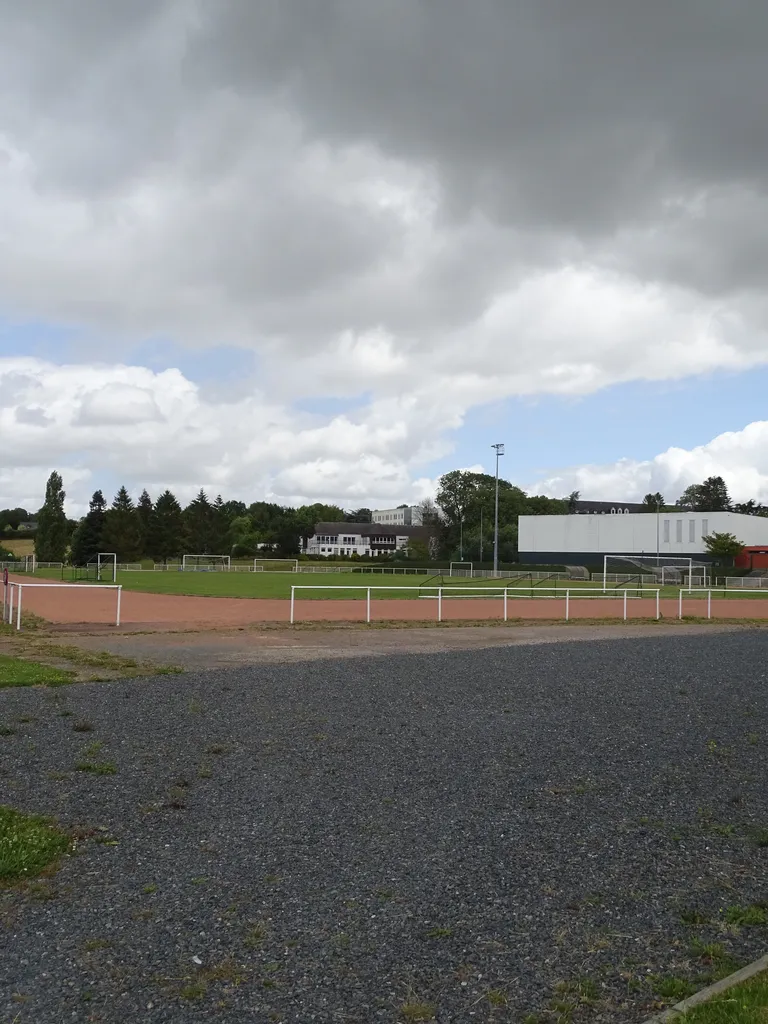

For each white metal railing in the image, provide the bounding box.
[289,585,663,624]
[722,576,768,589]
[449,568,570,580]
[3,582,122,631]
[0,561,63,570]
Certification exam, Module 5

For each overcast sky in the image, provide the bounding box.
[2,1,768,515]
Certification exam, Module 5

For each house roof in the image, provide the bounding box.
[312,521,434,538]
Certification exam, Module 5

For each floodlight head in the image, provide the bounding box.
[492,442,505,456]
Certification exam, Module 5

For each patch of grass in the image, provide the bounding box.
[650,975,698,1001]
[724,905,767,927]
[681,908,710,926]
[0,805,70,882]
[0,654,74,688]
[678,968,768,1022]
[142,883,158,894]
[82,938,112,952]
[75,761,117,775]
[0,725,16,736]
[400,1002,437,1021]
[244,922,268,947]
[426,926,453,938]
[750,827,768,848]
[486,988,508,1006]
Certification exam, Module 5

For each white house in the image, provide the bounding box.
[518,511,768,564]
[304,522,434,558]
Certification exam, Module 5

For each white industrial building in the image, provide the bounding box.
[371,505,423,526]
[518,511,768,565]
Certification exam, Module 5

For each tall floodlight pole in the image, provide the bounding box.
[459,517,464,561]
[492,443,505,576]
[480,507,484,564]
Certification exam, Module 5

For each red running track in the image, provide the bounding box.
[5,578,768,629]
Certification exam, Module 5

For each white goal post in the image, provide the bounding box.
[181,554,231,572]
[97,552,117,582]
[449,561,473,577]
[602,554,707,592]
[253,558,299,572]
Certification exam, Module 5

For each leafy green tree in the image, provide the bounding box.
[567,490,580,513]
[345,507,372,522]
[150,491,184,561]
[642,492,665,512]
[405,538,430,562]
[703,531,743,565]
[0,508,31,532]
[677,476,731,511]
[183,490,214,553]
[35,471,68,562]
[136,490,154,555]
[733,499,767,516]
[101,487,143,562]
[70,490,107,566]
[210,494,231,553]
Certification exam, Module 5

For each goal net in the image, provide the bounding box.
[449,561,473,577]
[601,555,708,591]
[181,554,231,572]
[253,558,299,572]
[83,552,117,582]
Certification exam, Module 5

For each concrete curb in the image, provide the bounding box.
[643,952,768,1022]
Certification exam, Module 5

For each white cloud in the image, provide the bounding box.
[529,421,768,505]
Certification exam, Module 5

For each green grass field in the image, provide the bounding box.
[679,969,768,1022]
[22,567,768,601]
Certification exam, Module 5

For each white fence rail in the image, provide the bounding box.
[722,576,768,589]
[289,585,662,624]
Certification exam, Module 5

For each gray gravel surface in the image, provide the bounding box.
[1,632,767,1024]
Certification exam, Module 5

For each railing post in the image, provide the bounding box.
[565,589,570,622]
[16,585,22,631]
[678,589,683,620]
[6,584,12,625]
[290,586,295,625]
[438,587,442,623]
[707,590,712,620]
[656,589,660,620]
[116,586,122,627]
[366,587,371,624]
[623,589,628,621]
[503,587,508,622]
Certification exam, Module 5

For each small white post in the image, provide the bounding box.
[623,588,628,621]
[6,584,12,625]
[116,586,122,627]
[16,585,23,631]
[437,587,442,623]
[678,589,683,620]
[603,555,607,593]
[366,587,371,624]
[565,589,570,622]
[503,587,508,622]
[656,590,660,620]
[290,586,295,625]
[707,590,712,620]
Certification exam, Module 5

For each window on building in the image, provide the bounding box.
[663,520,670,543]
[702,519,709,537]
[689,520,695,542]
[676,520,683,543]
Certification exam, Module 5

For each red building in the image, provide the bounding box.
[735,546,768,571]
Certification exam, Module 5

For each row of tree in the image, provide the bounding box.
[637,476,767,515]
[26,470,768,566]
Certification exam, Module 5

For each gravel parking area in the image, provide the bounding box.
[1,632,767,1023]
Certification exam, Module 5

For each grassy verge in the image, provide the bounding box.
[0,654,74,688]
[680,969,768,1021]
[0,805,70,882]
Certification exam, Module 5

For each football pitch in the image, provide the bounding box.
[27,568,768,601]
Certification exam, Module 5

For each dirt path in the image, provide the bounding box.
[35,620,754,671]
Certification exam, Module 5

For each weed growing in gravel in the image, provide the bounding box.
[0,725,16,736]
[244,922,268,947]
[724,904,767,926]
[205,744,230,755]
[680,908,709,926]
[82,740,104,757]
[0,806,70,882]
[485,988,508,1006]
[197,763,212,778]
[72,721,94,732]
[76,762,117,775]
[399,1001,437,1021]
[83,938,112,952]
[143,884,157,894]
[426,926,453,938]
[747,733,759,745]
[177,958,247,1000]
[751,827,768,847]
[649,975,697,1001]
